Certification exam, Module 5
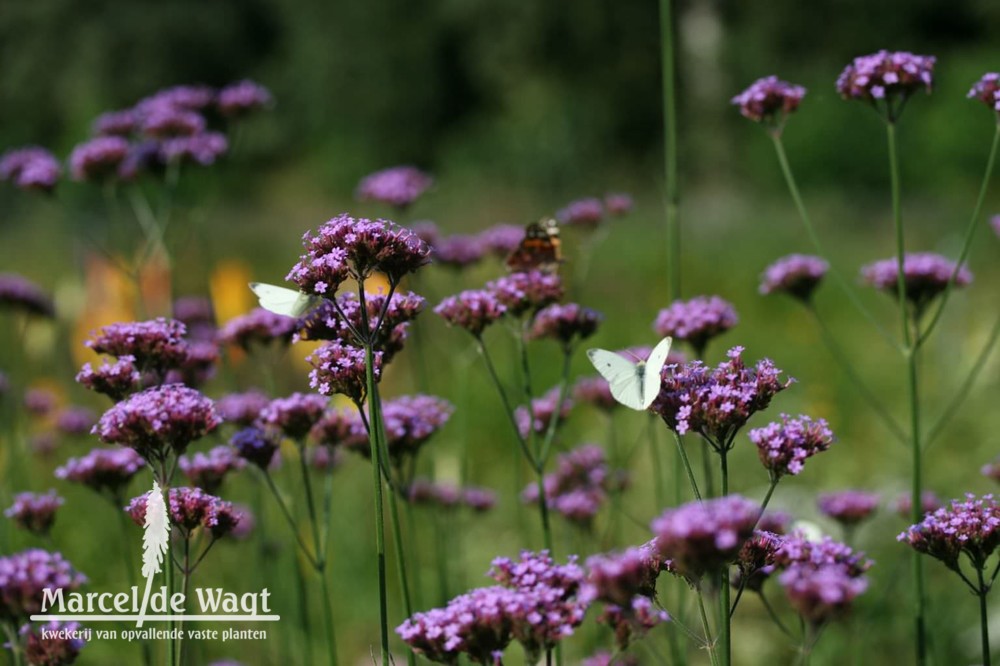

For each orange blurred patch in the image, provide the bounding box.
[210,260,255,326]
[71,254,137,368]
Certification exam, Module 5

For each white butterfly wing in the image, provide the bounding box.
[641,336,673,409]
[587,349,644,411]
[249,282,319,318]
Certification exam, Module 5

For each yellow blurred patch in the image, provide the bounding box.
[211,260,254,325]
[71,254,137,368]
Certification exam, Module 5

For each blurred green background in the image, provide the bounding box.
[2,0,1000,664]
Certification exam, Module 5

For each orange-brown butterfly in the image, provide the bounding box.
[504,218,562,274]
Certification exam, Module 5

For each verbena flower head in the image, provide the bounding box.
[522,444,626,528]
[898,494,1000,570]
[4,491,64,536]
[217,79,273,117]
[759,254,829,301]
[173,296,216,336]
[556,198,605,227]
[478,223,525,257]
[892,491,943,519]
[749,414,835,478]
[731,76,807,130]
[218,308,298,350]
[0,550,86,622]
[160,132,228,166]
[140,106,206,138]
[462,486,498,513]
[165,340,218,388]
[485,271,564,317]
[230,426,279,469]
[93,108,137,136]
[817,490,880,527]
[309,408,367,450]
[757,510,792,535]
[76,356,141,401]
[527,303,603,347]
[127,487,241,538]
[306,340,380,402]
[86,318,190,375]
[0,273,55,317]
[380,395,454,462]
[298,291,424,362]
[21,620,87,666]
[779,563,869,624]
[261,392,329,440]
[732,531,784,592]
[178,446,245,492]
[652,346,792,447]
[992,214,1000,239]
[434,234,486,269]
[773,534,873,578]
[604,193,633,216]
[407,479,462,510]
[653,296,738,356]
[23,388,57,417]
[0,147,61,192]
[138,84,215,113]
[118,140,164,180]
[982,457,1000,484]
[216,390,271,426]
[967,73,1000,112]
[356,166,433,209]
[861,253,972,316]
[836,50,935,120]
[69,136,130,181]
[56,447,145,498]
[435,290,507,337]
[515,386,574,440]
[595,595,669,650]
[54,406,98,436]
[288,214,431,291]
[94,384,219,463]
[573,376,617,412]
[651,494,759,580]
[582,541,669,606]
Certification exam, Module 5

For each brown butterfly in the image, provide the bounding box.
[504,218,562,274]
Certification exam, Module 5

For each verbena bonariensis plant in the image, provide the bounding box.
[734,55,1000,665]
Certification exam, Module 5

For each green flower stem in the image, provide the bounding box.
[919,121,1000,343]
[719,449,730,666]
[805,304,907,445]
[978,568,993,666]
[293,555,313,666]
[261,470,319,569]
[887,120,928,666]
[3,622,23,666]
[475,339,537,469]
[695,587,721,666]
[673,432,703,502]
[659,0,681,299]
[403,500,425,610]
[771,134,899,349]
[166,537,176,666]
[758,590,795,642]
[319,568,340,666]
[748,478,780,535]
[924,309,1000,449]
[362,344,390,666]
[648,416,667,508]
[118,507,153,666]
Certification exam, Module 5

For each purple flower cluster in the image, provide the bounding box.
[515,387,574,440]
[433,234,486,269]
[652,495,759,580]
[992,214,1000,239]
[85,318,190,376]
[595,595,669,650]
[76,356,142,401]
[556,198,605,227]
[861,253,972,313]
[4,491,64,535]
[54,406,98,436]
[898,494,1000,569]
[478,223,526,257]
[356,166,433,209]
[93,384,220,463]
[23,388,58,416]
[527,303,603,347]
[652,346,792,446]
[836,51,935,106]
[749,414,835,478]
[653,296,738,355]
[731,76,807,126]
[230,426,279,470]
[288,214,431,290]
[173,296,216,339]
[759,254,829,301]
[983,457,1000,484]
[522,444,627,528]
[165,340,218,388]
[306,341,380,403]
[309,408,367,450]
[435,290,507,336]
[0,549,86,621]
[968,73,1000,112]
[379,395,454,462]
[20,620,88,666]
[0,147,61,192]
[261,392,329,440]
[178,446,246,492]
[56,447,145,498]
[407,479,497,513]
[892,491,943,519]
[485,271,564,317]
[817,491,880,527]
[215,390,271,426]
[581,542,669,607]
[773,534,872,624]
[732,531,784,592]
[218,308,298,350]
[0,273,56,318]
[160,132,229,166]
[127,486,241,538]
[298,290,424,361]
[69,136,130,181]
[573,376,618,412]
[604,193,633,216]
[217,80,273,118]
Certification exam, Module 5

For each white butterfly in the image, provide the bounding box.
[249,282,323,318]
[586,337,673,411]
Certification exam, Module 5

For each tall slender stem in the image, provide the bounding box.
[673,433,702,502]
[919,121,1000,342]
[319,570,340,666]
[119,507,153,666]
[771,134,899,349]
[166,538,176,666]
[719,449,730,666]
[887,120,927,666]
[262,471,319,568]
[695,588,720,666]
[3,622,23,666]
[977,567,992,666]
[659,0,680,299]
